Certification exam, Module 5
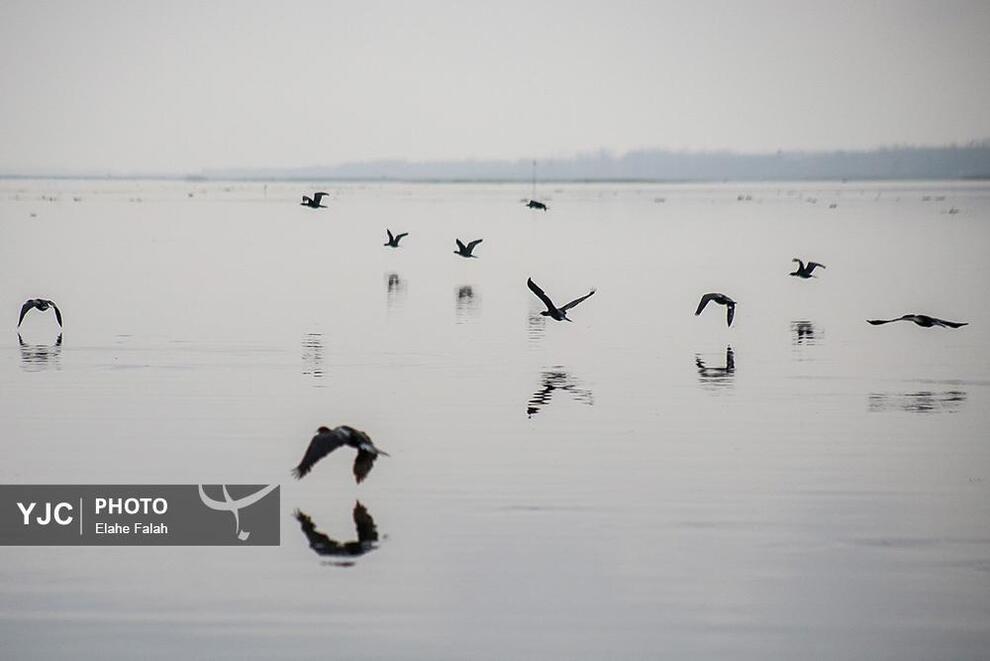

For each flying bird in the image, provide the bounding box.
[790,258,826,278]
[292,426,390,483]
[454,238,483,258]
[867,314,967,329]
[695,293,736,327]
[300,192,330,208]
[18,299,62,327]
[526,200,548,211]
[384,229,408,247]
[527,278,596,321]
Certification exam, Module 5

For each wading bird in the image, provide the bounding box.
[527,278,596,322]
[695,293,736,327]
[384,229,408,247]
[300,192,330,208]
[18,299,62,328]
[454,238,483,258]
[790,258,826,278]
[292,426,390,483]
[526,200,548,211]
[867,314,967,329]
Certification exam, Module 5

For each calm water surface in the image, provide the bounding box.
[1,180,989,659]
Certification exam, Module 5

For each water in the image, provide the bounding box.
[1,180,989,659]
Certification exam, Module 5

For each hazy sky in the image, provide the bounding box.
[1,0,988,173]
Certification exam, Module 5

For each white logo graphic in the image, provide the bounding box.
[197,484,278,541]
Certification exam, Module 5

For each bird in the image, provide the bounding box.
[294,502,379,560]
[695,293,736,327]
[527,278,595,321]
[790,258,826,278]
[18,299,62,328]
[454,238,483,258]
[526,200,548,211]
[867,314,967,329]
[300,192,330,208]
[384,229,408,247]
[292,426,390,483]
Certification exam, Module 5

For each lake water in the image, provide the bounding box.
[1,179,988,659]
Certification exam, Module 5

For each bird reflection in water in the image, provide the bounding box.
[791,320,822,345]
[695,346,735,389]
[527,367,593,417]
[18,333,62,372]
[294,502,380,567]
[301,333,324,379]
[385,272,406,310]
[455,285,479,322]
[868,391,967,414]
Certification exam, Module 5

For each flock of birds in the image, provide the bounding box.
[14,189,970,487]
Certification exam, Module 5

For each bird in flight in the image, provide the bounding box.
[695,293,737,327]
[292,426,390,483]
[867,314,967,329]
[300,192,330,208]
[526,200,548,211]
[527,278,596,322]
[790,258,826,278]
[18,299,62,327]
[384,229,408,247]
[454,238,483,258]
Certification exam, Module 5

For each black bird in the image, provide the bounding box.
[695,293,736,327]
[300,192,330,208]
[384,229,408,247]
[790,258,826,278]
[867,314,967,329]
[527,278,596,322]
[526,200,548,211]
[294,503,379,561]
[454,238,483,258]
[18,299,62,327]
[696,346,735,377]
[292,426,390,483]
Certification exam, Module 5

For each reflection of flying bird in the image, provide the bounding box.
[294,502,379,560]
[384,229,408,247]
[526,200,548,211]
[292,426,390,483]
[18,299,62,327]
[300,192,330,208]
[696,346,735,377]
[789,258,826,278]
[527,368,594,417]
[695,293,736,327]
[454,238,483,258]
[867,314,967,329]
[527,278,595,322]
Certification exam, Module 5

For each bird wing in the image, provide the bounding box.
[386,229,394,242]
[527,278,557,311]
[726,304,735,327]
[807,262,826,273]
[301,195,312,204]
[17,300,36,327]
[935,318,968,328]
[313,192,329,203]
[48,300,63,327]
[395,232,408,243]
[695,293,717,315]
[560,289,596,312]
[294,510,341,554]
[353,449,379,484]
[792,258,805,270]
[353,501,378,543]
[867,318,897,325]
[292,429,346,478]
[466,239,483,252]
[455,239,467,252]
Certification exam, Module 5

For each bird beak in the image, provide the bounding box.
[377,448,391,457]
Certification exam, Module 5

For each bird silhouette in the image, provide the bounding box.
[867,314,967,329]
[527,278,596,322]
[790,258,826,278]
[18,299,62,327]
[695,293,736,327]
[294,502,379,560]
[526,200,548,211]
[300,192,330,208]
[292,426,390,483]
[454,238,483,258]
[384,229,408,247]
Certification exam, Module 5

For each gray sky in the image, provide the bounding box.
[1,0,988,173]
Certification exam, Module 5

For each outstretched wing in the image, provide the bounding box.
[394,232,408,244]
[294,510,341,555]
[353,449,378,484]
[806,262,826,273]
[936,318,968,328]
[455,239,467,252]
[386,229,394,242]
[313,192,329,203]
[527,278,557,311]
[353,501,378,543]
[792,258,805,270]
[17,300,36,327]
[48,300,63,327]
[695,293,717,316]
[466,239,483,252]
[867,318,897,325]
[726,304,735,327]
[560,289,596,312]
[292,429,346,479]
